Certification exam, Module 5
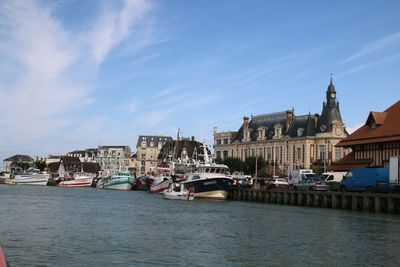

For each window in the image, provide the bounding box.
[297,128,304,137]
[335,148,342,161]
[217,139,222,145]
[267,148,272,160]
[275,146,280,161]
[297,147,301,160]
[223,151,228,158]
[150,141,154,147]
[141,141,147,148]
[216,151,221,159]
[319,145,326,160]
[251,149,255,157]
[223,138,229,144]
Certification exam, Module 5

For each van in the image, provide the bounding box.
[340,168,391,192]
[288,169,317,185]
[320,172,347,183]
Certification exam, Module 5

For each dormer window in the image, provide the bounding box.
[370,121,376,129]
[297,128,304,137]
[274,124,282,138]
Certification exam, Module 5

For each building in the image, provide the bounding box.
[214,79,349,174]
[47,156,101,175]
[96,146,132,175]
[2,154,34,173]
[66,149,98,163]
[136,136,173,177]
[157,137,209,163]
[331,100,400,171]
[213,129,237,160]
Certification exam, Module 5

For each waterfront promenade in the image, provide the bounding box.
[229,187,400,214]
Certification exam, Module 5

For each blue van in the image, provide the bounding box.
[340,168,391,192]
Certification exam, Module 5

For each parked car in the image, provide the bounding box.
[293,178,329,191]
[319,172,347,183]
[267,178,289,189]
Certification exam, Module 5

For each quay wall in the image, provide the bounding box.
[229,188,400,214]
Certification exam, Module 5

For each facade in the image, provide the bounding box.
[66,149,98,163]
[214,79,349,174]
[332,100,400,171]
[96,146,132,175]
[136,136,173,177]
[2,154,34,173]
[213,129,237,160]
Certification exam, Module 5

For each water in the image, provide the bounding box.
[1,185,400,267]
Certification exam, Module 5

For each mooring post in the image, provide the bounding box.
[374,196,382,213]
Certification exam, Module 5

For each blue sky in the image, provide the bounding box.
[1,0,400,163]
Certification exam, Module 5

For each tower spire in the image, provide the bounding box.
[330,73,333,85]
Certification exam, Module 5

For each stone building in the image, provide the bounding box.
[96,145,132,175]
[213,129,237,160]
[214,79,349,174]
[136,136,173,177]
[331,100,400,171]
[66,149,98,163]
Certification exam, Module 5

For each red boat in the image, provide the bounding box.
[0,245,9,267]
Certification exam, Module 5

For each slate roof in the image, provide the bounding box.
[3,154,34,162]
[337,100,400,147]
[232,112,319,142]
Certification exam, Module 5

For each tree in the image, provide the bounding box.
[220,157,244,173]
[243,156,266,176]
[33,160,47,172]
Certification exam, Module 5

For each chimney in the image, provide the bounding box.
[286,110,294,129]
[243,116,250,130]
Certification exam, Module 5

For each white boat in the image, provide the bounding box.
[14,168,50,186]
[164,182,195,201]
[180,144,233,200]
[101,170,134,190]
[150,164,174,193]
[58,172,95,187]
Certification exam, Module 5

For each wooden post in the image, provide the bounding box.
[374,196,382,213]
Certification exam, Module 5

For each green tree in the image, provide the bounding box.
[33,160,47,172]
[221,157,244,173]
[243,156,266,176]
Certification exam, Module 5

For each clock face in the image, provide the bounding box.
[331,93,335,98]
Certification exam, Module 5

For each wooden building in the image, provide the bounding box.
[331,101,400,171]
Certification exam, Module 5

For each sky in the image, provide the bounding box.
[1,0,400,164]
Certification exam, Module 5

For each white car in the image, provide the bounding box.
[267,178,289,189]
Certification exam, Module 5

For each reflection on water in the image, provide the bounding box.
[1,185,400,266]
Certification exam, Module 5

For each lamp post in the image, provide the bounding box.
[254,132,258,189]
[323,139,327,173]
[273,142,276,178]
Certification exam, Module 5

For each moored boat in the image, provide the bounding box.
[102,170,134,190]
[150,164,174,193]
[58,172,95,187]
[14,168,50,186]
[180,144,233,200]
[164,182,195,201]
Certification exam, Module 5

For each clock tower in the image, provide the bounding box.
[318,77,343,133]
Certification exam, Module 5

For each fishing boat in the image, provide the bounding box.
[180,144,233,200]
[58,172,95,187]
[164,182,195,201]
[14,168,50,186]
[150,164,174,193]
[101,170,134,190]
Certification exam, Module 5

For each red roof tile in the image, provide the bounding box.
[337,100,400,147]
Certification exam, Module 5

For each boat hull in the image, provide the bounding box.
[150,179,170,193]
[104,179,132,190]
[14,174,50,186]
[182,177,232,200]
[58,179,93,187]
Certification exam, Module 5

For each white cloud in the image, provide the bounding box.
[338,31,400,65]
[0,0,154,159]
[88,0,152,65]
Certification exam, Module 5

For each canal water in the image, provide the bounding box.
[1,185,400,266]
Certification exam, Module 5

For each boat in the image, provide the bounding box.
[164,181,195,201]
[100,170,134,190]
[14,168,50,186]
[180,143,233,200]
[0,245,8,267]
[58,172,95,187]
[150,163,174,193]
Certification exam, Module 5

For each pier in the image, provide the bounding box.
[229,188,400,214]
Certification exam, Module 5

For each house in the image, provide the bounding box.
[331,100,400,171]
[2,154,34,173]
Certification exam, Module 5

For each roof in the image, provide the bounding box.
[337,101,400,147]
[136,135,173,148]
[3,154,34,162]
[48,161,100,173]
[98,145,130,149]
[232,111,319,142]
[329,152,372,171]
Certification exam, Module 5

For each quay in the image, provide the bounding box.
[229,188,400,214]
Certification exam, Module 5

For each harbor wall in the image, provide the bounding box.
[229,188,400,214]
